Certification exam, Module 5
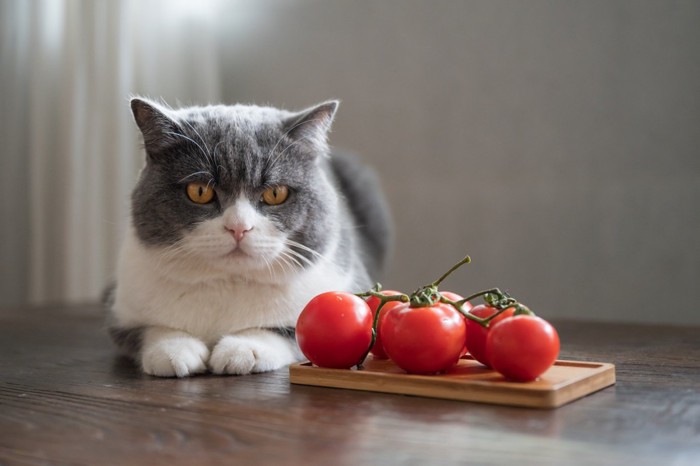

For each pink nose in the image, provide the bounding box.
[226,226,253,242]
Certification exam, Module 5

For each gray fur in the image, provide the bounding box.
[328,151,393,279]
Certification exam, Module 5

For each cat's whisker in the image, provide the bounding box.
[284,239,329,263]
[286,249,314,267]
[278,251,303,272]
[274,254,294,276]
[283,250,319,268]
[286,246,313,262]
[285,240,322,257]
[281,251,302,270]
[260,254,277,282]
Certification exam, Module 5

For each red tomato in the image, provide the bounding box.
[439,291,472,357]
[296,291,373,369]
[366,290,404,359]
[465,305,516,367]
[486,315,560,382]
[381,302,467,374]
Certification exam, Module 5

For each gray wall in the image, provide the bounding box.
[219,0,700,324]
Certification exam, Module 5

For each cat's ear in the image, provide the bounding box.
[283,100,339,152]
[130,97,180,156]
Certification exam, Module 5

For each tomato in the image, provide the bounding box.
[296,291,373,369]
[366,290,404,359]
[381,302,467,374]
[486,315,560,382]
[439,291,472,357]
[465,305,516,367]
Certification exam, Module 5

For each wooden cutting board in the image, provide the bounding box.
[289,355,615,408]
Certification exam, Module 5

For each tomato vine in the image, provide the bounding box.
[354,254,536,368]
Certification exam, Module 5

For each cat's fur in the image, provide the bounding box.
[106,97,391,377]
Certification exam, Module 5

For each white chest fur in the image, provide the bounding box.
[112,228,356,346]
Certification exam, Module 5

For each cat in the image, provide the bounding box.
[106,97,391,377]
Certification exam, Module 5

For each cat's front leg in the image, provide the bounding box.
[141,326,210,377]
[209,328,302,375]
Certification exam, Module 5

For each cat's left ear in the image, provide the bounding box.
[282,100,339,152]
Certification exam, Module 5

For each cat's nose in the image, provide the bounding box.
[226,225,253,242]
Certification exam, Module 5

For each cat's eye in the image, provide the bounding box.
[261,185,289,206]
[186,182,215,204]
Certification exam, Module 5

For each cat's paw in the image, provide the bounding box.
[209,333,296,375]
[141,332,209,378]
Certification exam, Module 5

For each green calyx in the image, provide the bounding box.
[513,303,534,316]
[409,285,441,307]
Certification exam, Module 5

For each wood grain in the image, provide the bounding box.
[290,357,616,408]
[1,305,699,466]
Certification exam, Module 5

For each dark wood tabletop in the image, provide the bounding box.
[1,304,698,466]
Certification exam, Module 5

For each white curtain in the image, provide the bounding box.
[1,0,223,305]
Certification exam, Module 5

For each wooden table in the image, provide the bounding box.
[1,304,699,465]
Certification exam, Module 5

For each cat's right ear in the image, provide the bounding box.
[282,100,339,154]
[130,98,179,157]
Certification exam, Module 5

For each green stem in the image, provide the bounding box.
[431,255,471,287]
[478,306,513,326]
[440,293,515,328]
[459,288,505,304]
[354,291,409,369]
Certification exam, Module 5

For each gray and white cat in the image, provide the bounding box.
[107,97,391,377]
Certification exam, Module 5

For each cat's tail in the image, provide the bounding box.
[329,151,393,281]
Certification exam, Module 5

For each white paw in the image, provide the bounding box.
[209,334,295,375]
[141,333,209,378]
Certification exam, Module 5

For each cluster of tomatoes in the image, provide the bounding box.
[295,256,561,382]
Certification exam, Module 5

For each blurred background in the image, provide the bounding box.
[1,0,699,324]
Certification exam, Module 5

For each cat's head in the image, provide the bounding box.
[129,97,341,284]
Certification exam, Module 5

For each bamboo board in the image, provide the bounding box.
[289,355,615,408]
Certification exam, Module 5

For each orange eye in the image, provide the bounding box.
[186,182,215,204]
[262,186,289,206]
